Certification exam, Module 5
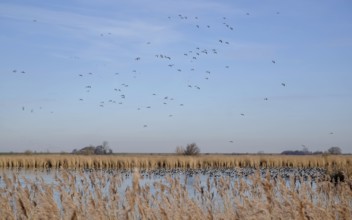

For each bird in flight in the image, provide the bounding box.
[272,60,276,64]
[281,83,286,87]
[240,113,245,116]
[264,97,268,101]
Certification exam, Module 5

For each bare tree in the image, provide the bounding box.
[24,150,33,155]
[302,145,309,153]
[78,145,96,155]
[175,146,185,155]
[74,141,113,155]
[184,143,200,156]
[327,146,342,155]
[95,141,113,155]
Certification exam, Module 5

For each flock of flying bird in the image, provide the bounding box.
[13,11,307,145]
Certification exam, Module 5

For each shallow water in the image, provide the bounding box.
[0,167,326,195]
[0,167,335,219]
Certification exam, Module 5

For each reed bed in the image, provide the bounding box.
[0,155,351,171]
[0,168,351,219]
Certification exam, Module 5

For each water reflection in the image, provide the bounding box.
[0,167,326,198]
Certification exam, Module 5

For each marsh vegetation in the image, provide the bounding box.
[0,167,351,219]
[0,155,351,219]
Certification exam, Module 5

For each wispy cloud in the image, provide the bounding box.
[0,2,185,62]
[0,3,170,38]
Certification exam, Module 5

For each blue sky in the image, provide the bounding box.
[0,0,351,153]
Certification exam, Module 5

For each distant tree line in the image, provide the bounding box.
[72,141,113,155]
[175,143,200,156]
[281,146,342,155]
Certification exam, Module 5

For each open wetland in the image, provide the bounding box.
[0,155,351,219]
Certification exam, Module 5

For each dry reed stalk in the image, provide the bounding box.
[0,186,16,219]
[0,155,350,170]
[1,168,352,219]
